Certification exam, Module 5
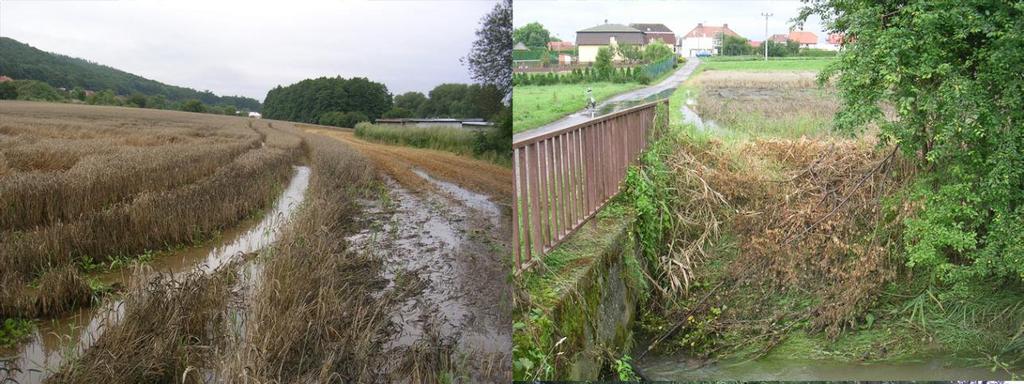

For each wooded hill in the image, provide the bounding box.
[0,37,261,110]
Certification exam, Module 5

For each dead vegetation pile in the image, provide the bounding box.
[0,102,301,320]
[655,135,915,355]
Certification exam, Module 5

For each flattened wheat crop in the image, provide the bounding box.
[0,101,302,319]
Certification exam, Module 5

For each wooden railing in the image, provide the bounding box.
[512,99,668,270]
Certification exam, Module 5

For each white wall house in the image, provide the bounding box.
[575,23,645,63]
[678,23,741,57]
[248,112,262,119]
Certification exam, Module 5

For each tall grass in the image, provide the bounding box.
[354,122,509,166]
[355,122,477,154]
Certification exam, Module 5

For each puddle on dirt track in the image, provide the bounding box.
[346,169,510,381]
[638,354,1013,381]
[0,166,310,384]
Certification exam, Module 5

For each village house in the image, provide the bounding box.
[788,31,818,48]
[0,75,13,83]
[575,23,645,63]
[678,23,741,57]
[546,41,574,52]
[630,23,676,53]
[822,33,846,51]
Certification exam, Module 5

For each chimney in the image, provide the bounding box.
[604,19,608,24]
[697,23,703,27]
[723,23,728,28]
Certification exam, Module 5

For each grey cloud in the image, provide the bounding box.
[0,0,495,101]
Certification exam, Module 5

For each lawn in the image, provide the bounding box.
[699,56,834,72]
[512,82,640,133]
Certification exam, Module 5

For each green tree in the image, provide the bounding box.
[262,76,392,123]
[616,44,643,64]
[513,22,553,48]
[71,87,86,101]
[394,91,428,113]
[12,80,63,101]
[224,105,237,115]
[126,92,148,108]
[594,47,614,81]
[180,99,206,113]
[642,43,674,62]
[382,107,413,118]
[721,35,753,56]
[148,95,168,109]
[86,89,118,105]
[800,0,1024,286]
[465,0,512,98]
[0,82,17,100]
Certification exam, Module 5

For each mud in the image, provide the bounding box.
[343,165,510,380]
[0,166,310,384]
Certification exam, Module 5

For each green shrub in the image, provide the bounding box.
[12,80,63,102]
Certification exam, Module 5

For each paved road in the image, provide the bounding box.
[513,57,702,143]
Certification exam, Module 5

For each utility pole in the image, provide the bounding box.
[761,12,773,61]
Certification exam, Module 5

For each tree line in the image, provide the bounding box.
[261,76,506,128]
[0,37,261,110]
[0,79,251,116]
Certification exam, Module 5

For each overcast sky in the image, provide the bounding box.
[0,0,496,101]
[515,0,828,46]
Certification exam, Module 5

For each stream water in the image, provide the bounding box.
[638,354,1013,380]
[0,166,310,384]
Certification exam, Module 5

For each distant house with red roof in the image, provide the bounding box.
[0,75,13,83]
[823,33,847,51]
[678,23,741,57]
[547,41,575,52]
[788,31,818,47]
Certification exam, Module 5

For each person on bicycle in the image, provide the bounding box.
[585,87,596,110]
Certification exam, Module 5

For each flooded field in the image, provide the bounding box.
[0,165,310,383]
[2,103,511,382]
[317,127,512,381]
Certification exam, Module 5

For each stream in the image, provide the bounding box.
[0,166,310,384]
[638,354,1013,380]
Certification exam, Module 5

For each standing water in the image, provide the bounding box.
[638,354,1013,380]
[0,166,310,384]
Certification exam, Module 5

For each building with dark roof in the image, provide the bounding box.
[575,23,644,63]
[630,23,676,52]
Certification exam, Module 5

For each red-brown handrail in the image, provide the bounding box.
[512,99,668,270]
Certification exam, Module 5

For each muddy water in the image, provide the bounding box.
[0,166,310,384]
[346,169,510,380]
[638,354,1013,380]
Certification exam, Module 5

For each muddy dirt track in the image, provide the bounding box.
[306,127,512,204]
[305,126,513,381]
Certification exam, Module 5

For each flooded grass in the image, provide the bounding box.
[689,71,839,139]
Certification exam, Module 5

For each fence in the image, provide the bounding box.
[644,56,676,79]
[512,99,669,270]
